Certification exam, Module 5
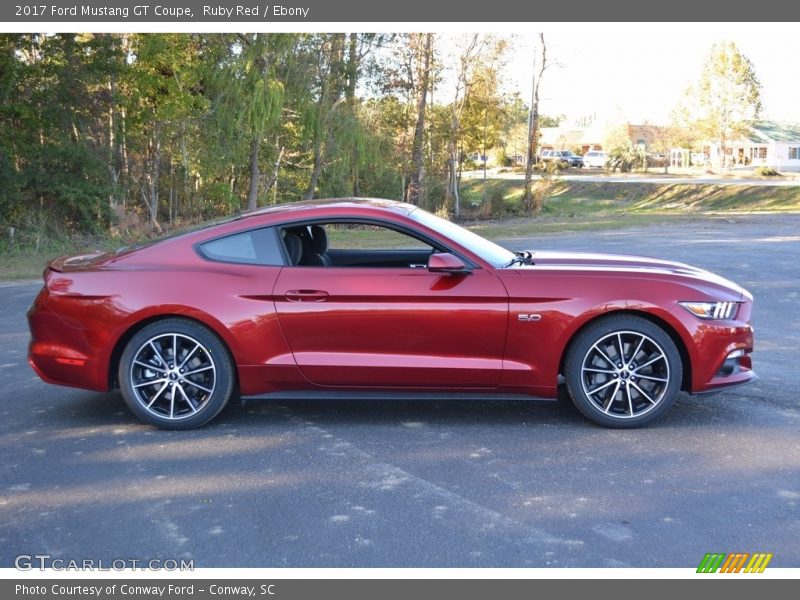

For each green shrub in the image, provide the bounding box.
[488,190,507,217]
[537,158,569,171]
[754,166,779,176]
[607,142,648,173]
[461,158,478,171]
[496,148,514,168]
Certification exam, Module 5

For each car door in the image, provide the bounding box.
[272,221,509,388]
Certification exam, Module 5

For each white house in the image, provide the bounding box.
[709,121,800,171]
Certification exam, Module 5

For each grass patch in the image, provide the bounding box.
[459,178,800,216]
[0,237,115,281]
[456,177,800,240]
[465,213,685,241]
[0,253,52,281]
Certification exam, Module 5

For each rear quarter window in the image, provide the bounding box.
[198,227,284,266]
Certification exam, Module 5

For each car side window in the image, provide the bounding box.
[198,227,283,266]
[280,222,438,268]
[326,223,433,251]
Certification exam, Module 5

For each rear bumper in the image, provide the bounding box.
[28,340,105,392]
[27,290,112,392]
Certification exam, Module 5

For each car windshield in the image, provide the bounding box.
[409,208,516,268]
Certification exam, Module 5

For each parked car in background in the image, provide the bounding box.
[466,152,487,167]
[583,150,608,169]
[28,199,756,430]
[541,149,584,168]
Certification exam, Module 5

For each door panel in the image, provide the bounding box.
[273,267,509,388]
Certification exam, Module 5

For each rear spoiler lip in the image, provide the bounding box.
[47,251,109,273]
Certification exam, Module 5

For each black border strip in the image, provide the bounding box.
[3,1,800,22]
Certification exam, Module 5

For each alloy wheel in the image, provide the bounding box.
[579,330,670,419]
[129,333,217,421]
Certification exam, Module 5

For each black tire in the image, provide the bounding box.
[118,318,235,429]
[564,315,682,428]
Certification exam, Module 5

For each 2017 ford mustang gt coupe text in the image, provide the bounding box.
[27,199,756,429]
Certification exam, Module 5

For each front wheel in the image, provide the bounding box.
[118,318,235,429]
[564,315,682,428]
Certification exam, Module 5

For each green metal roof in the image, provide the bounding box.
[750,121,800,143]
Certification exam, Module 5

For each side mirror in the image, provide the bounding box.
[427,252,471,275]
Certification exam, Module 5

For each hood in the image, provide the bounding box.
[530,250,693,270]
[514,250,751,300]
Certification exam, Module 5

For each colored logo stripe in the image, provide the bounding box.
[697,553,725,573]
[697,552,773,573]
[720,553,748,573]
[744,553,773,573]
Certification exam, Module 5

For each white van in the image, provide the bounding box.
[583,150,607,169]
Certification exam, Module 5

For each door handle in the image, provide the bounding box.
[286,289,329,302]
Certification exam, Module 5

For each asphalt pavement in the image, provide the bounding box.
[1,214,798,568]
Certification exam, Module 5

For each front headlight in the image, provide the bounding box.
[679,300,739,320]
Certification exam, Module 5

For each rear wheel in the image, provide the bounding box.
[118,318,234,429]
[564,315,682,428]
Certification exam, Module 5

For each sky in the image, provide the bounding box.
[438,23,799,126]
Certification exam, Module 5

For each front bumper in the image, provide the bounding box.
[696,346,757,393]
[669,301,757,394]
[694,373,758,396]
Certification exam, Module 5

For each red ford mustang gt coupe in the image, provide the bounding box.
[27,199,755,429]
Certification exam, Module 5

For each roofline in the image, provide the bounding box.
[242,197,418,219]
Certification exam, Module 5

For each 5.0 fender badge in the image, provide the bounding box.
[518,314,542,322]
